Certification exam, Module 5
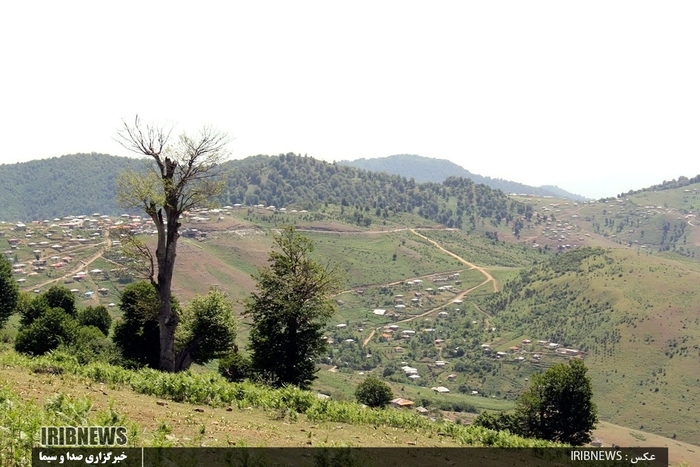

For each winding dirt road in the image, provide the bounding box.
[361,229,496,346]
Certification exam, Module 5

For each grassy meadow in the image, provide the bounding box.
[2,188,700,462]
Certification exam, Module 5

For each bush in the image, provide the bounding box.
[354,376,393,408]
[78,306,112,336]
[15,308,78,356]
[65,326,121,365]
[218,351,251,383]
[473,411,524,433]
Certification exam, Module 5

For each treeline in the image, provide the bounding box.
[222,153,533,230]
[621,174,700,197]
[1,153,533,232]
[0,153,146,220]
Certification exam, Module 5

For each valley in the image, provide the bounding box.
[1,154,700,465]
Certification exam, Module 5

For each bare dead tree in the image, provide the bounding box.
[116,115,230,372]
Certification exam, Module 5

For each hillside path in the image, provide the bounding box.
[361,230,495,346]
[31,231,111,290]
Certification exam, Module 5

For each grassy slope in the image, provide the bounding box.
[477,247,700,445]
[3,200,700,457]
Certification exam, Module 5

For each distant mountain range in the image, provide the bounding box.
[340,154,589,201]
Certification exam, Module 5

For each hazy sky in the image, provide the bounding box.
[1,1,699,199]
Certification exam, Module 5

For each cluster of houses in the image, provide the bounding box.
[480,339,582,361]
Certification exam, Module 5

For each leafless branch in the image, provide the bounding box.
[115,115,174,166]
[112,228,156,283]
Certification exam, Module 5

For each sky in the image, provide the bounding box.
[1,1,699,199]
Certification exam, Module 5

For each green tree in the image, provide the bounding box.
[516,359,597,445]
[43,285,77,317]
[112,282,163,369]
[218,350,251,383]
[20,295,50,326]
[78,305,112,336]
[0,255,19,328]
[245,226,341,389]
[175,288,238,370]
[355,376,393,408]
[15,308,78,356]
[116,116,229,372]
[20,286,77,326]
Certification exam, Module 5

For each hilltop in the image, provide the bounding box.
[340,154,589,201]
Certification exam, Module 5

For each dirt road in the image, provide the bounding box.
[361,230,496,346]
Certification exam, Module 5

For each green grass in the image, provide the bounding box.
[0,349,563,455]
[305,231,464,288]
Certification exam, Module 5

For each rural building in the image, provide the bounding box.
[390,398,414,409]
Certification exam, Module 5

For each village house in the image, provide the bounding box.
[390,398,414,409]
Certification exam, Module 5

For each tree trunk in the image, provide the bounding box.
[154,207,180,372]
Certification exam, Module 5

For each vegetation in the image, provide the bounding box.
[246,226,342,389]
[116,116,230,372]
[14,307,78,356]
[0,255,19,328]
[475,359,597,446]
[342,154,587,200]
[517,359,597,445]
[354,376,393,408]
[112,281,162,369]
[0,350,564,448]
[175,288,238,370]
[77,305,112,336]
[4,153,700,453]
[621,174,700,197]
[1,153,532,236]
[0,153,145,220]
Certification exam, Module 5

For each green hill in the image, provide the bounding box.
[340,154,589,201]
[1,153,531,237]
[476,247,700,443]
[0,153,146,221]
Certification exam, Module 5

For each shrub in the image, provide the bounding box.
[65,325,121,365]
[15,308,78,356]
[218,351,251,383]
[354,376,393,408]
[78,305,112,336]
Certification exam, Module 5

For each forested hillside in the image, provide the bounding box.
[475,246,700,442]
[341,154,588,201]
[0,153,146,220]
[1,153,531,233]
[222,153,533,230]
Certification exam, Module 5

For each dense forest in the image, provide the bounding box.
[0,153,532,232]
[340,154,588,201]
[222,153,533,230]
[0,153,146,220]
